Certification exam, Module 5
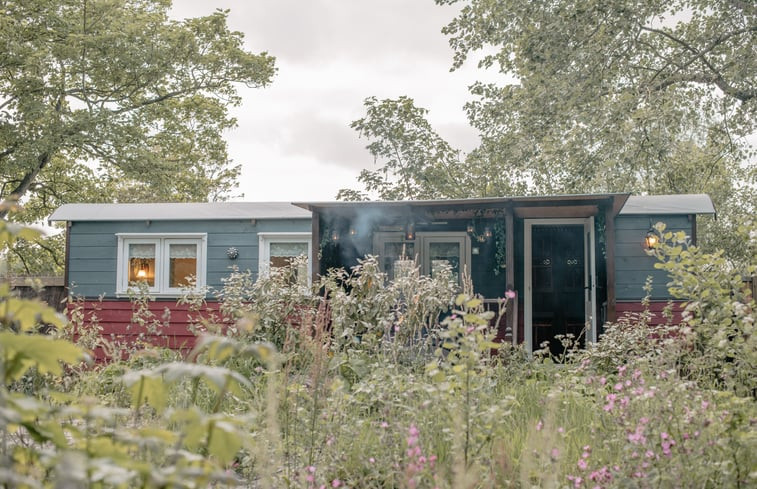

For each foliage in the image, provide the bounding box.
[1,0,277,273]
[336,97,469,201]
[648,220,756,396]
[342,0,755,266]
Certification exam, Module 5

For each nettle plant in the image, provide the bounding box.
[320,255,458,358]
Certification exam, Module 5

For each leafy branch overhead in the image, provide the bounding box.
[0,0,277,219]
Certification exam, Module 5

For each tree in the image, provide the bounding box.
[337,97,470,201]
[343,0,755,265]
[0,0,275,274]
[0,0,275,218]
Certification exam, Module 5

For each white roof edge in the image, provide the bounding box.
[619,194,716,216]
[49,202,311,222]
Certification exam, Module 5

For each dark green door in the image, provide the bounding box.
[531,225,586,356]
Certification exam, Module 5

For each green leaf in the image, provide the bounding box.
[207,419,243,464]
[0,332,86,381]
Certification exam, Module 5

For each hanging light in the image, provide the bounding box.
[466,219,491,242]
[349,227,358,237]
[331,229,340,242]
[136,260,148,278]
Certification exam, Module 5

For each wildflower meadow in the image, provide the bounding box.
[1,220,755,488]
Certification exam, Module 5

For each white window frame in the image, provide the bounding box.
[419,232,470,282]
[116,233,207,296]
[258,232,312,284]
[372,231,470,283]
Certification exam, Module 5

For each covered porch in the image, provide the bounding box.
[295,194,629,352]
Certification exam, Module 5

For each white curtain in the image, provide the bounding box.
[270,242,307,257]
[169,244,197,259]
[129,243,155,259]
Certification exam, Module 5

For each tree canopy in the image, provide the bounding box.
[0,0,276,220]
[342,0,755,264]
[0,0,276,274]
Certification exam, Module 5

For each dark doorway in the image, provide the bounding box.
[531,225,586,356]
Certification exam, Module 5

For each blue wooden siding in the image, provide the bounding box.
[67,219,311,298]
[614,215,692,300]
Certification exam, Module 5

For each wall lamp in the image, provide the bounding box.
[404,221,416,240]
[645,228,659,249]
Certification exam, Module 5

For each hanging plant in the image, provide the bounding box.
[493,220,507,275]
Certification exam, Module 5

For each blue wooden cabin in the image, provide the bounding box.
[50,194,714,354]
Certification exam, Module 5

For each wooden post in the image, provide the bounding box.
[605,205,616,323]
[311,210,320,284]
[505,207,516,344]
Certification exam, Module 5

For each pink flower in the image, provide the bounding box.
[551,448,560,459]
[578,459,588,470]
[536,420,543,431]
[614,382,623,391]
[380,421,389,428]
[369,457,375,464]
[505,290,516,299]
[331,480,341,488]
[599,377,607,385]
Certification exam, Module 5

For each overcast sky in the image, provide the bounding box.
[169,0,501,202]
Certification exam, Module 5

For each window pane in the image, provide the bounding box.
[429,242,460,281]
[169,243,197,288]
[129,243,156,286]
[269,242,308,286]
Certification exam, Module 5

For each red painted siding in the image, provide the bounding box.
[615,300,686,326]
[67,300,226,361]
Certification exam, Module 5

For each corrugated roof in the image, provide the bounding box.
[618,194,716,215]
[49,202,311,222]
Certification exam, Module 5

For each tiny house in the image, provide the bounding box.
[50,194,715,355]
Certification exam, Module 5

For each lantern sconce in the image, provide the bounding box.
[404,221,416,241]
[331,229,340,242]
[226,247,239,260]
[644,228,659,249]
[349,227,358,237]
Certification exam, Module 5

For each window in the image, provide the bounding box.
[422,234,468,283]
[258,232,312,285]
[373,231,469,283]
[117,234,207,295]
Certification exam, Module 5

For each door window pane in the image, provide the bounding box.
[169,243,197,288]
[129,243,156,286]
[429,242,461,281]
[383,242,415,280]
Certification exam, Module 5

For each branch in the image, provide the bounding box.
[640,25,756,101]
[0,151,51,219]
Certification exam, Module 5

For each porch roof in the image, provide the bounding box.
[294,193,630,217]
